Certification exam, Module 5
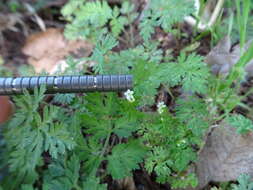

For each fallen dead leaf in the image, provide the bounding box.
[205,35,237,76]
[191,122,253,189]
[22,28,93,74]
[205,35,253,78]
[0,96,14,124]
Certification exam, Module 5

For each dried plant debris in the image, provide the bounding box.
[205,35,253,77]
[0,13,28,43]
[184,0,225,31]
[193,122,253,189]
[22,28,93,74]
[115,176,137,190]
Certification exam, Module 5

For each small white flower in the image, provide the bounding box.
[177,139,187,147]
[124,89,135,102]
[205,98,213,103]
[157,101,166,114]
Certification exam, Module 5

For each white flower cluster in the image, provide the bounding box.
[124,89,135,103]
[177,139,186,147]
[157,101,166,114]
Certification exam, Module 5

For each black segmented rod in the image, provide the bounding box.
[0,75,133,95]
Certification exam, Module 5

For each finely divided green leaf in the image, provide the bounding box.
[82,176,107,190]
[165,53,210,94]
[232,174,253,190]
[107,140,147,179]
[140,0,195,41]
[227,114,253,134]
[43,155,80,190]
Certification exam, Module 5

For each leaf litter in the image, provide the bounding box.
[2,1,253,190]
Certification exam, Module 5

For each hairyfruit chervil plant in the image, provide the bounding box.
[1,0,253,190]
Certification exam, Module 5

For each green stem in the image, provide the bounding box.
[117,36,129,45]
[123,29,131,47]
[242,87,253,99]
[99,129,112,158]
[127,12,135,47]
[241,0,250,50]
[163,84,175,101]
[213,111,229,122]
[228,10,234,37]
[236,0,251,50]
[74,185,82,190]
[129,23,135,47]
[208,0,224,28]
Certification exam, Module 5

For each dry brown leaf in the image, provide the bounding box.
[193,123,253,189]
[0,96,14,124]
[205,35,238,76]
[22,28,93,74]
[205,35,253,77]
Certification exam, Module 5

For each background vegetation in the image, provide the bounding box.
[1,0,253,189]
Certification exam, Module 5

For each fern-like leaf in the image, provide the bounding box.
[145,147,173,183]
[107,140,147,179]
[110,7,128,37]
[226,114,253,134]
[165,53,210,94]
[176,96,210,137]
[231,174,253,190]
[91,34,118,74]
[43,155,80,190]
[82,176,107,190]
[63,0,113,39]
[3,87,75,187]
[21,184,37,190]
[140,0,195,41]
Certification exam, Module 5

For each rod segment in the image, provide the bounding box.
[0,75,133,95]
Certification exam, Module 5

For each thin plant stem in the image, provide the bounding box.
[99,130,112,158]
[127,11,135,47]
[236,0,251,50]
[163,84,175,101]
[228,10,234,37]
[123,28,131,47]
[208,0,224,28]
